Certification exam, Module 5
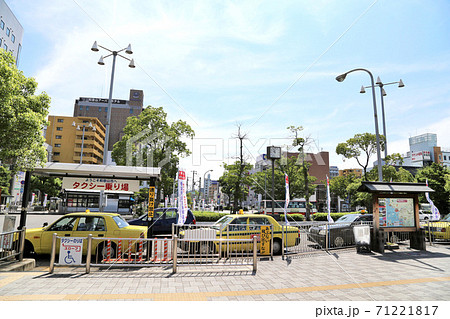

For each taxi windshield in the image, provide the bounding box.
[211,216,234,230]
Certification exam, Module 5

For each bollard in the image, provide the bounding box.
[106,240,111,261]
[163,238,168,261]
[281,225,285,260]
[117,240,122,261]
[151,239,158,262]
[49,233,57,274]
[86,234,92,274]
[325,223,329,252]
[253,235,257,272]
[427,220,432,246]
[138,237,143,262]
[18,227,26,262]
[172,236,178,274]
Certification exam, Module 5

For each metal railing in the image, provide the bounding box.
[49,233,258,274]
[0,228,25,263]
[422,220,450,244]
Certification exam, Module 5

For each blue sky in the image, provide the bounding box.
[7,0,450,180]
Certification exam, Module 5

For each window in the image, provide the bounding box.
[55,135,62,139]
[0,39,2,47]
[79,106,83,111]
[130,108,133,114]
[0,20,4,30]
[11,34,15,43]
[53,152,60,156]
[48,216,77,231]
[105,107,108,112]
[6,28,10,37]
[113,216,129,229]
[86,106,89,111]
[54,144,61,147]
[98,107,102,112]
[57,119,64,123]
[444,155,447,161]
[3,43,7,51]
[56,127,63,131]
[76,217,106,231]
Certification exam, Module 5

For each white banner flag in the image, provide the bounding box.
[177,169,189,225]
[327,176,333,223]
[425,179,440,221]
[284,174,290,225]
[43,194,48,208]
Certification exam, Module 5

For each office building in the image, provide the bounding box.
[46,115,106,164]
[0,0,23,66]
[73,89,144,154]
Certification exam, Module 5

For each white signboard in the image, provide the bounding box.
[411,151,431,162]
[62,177,140,192]
[59,238,83,265]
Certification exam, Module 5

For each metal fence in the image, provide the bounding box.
[422,221,450,244]
[0,229,25,263]
[49,233,258,274]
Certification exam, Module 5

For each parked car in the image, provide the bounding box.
[419,210,432,221]
[308,214,373,248]
[423,214,450,241]
[23,212,147,259]
[127,207,196,235]
[178,214,301,255]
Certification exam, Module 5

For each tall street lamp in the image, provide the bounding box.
[91,41,135,165]
[72,121,96,164]
[360,77,405,159]
[336,68,383,182]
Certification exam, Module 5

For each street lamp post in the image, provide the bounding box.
[91,41,135,165]
[360,77,405,159]
[336,68,383,182]
[72,121,96,164]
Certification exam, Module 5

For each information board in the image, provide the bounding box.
[260,226,271,255]
[379,198,415,227]
[59,238,83,265]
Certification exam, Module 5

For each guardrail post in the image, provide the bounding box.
[172,236,178,274]
[427,220,432,246]
[325,223,329,252]
[253,236,257,272]
[86,234,92,274]
[49,233,57,274]
[18,227,26,262]
[281,225,285,260]
[271,225,274,259]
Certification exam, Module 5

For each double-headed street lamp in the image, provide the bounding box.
[336,68,383,182]
[72,121,96,164]
[91,41,135,165]
[360,77,405,159]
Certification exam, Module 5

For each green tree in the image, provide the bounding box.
[219,161,253,212]
[336,133,385,180]
[415,163,450,215]
[111,106,194,204]
[30,176,62,201]
[0,166,11,195]
[329,173,359,208]
[0,50,51,184]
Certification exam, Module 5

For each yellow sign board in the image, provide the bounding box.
[148,186,155,218]
[260,225,271,255]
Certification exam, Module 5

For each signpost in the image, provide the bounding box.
[59,238,83,265]
[260,225,271,256]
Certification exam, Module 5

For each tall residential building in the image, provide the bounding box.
[46,116,106,164]
[339,168,363,178]
[73,89,144,153]
[0,0,23,66]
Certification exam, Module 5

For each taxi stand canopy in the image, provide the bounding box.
[357,181,434,253]
[19,163,161,230]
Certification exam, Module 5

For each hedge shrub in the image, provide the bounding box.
[312,212,360,221]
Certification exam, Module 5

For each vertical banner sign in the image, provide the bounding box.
[59,238,83,265]
[284,174,290,225]
[164,196,168,207]
[177,169,188,225]
[31,192,35,206]
[327,175,333,223]
[43,194,48,208]
[260,225,271,255]
[425,179,440,221]
[148,186,155,219]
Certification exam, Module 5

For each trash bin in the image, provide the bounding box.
[353,225,371,253]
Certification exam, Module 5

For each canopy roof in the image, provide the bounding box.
[357,181,434,194]
[33,163,161,181]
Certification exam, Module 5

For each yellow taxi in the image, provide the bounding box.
[23,211,147,259]
[423,214,450,241]
[179,214,301,255]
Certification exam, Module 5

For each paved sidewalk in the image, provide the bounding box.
[1,245,450,301]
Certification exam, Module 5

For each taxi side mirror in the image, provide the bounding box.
[43,222,48,227]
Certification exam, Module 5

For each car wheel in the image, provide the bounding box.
[334,236,345,248]
[273,239,282,255]
[96,242,116,261]
[23,240,35,257]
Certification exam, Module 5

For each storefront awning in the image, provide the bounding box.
[33,162,161,181]
[357,181,434,193]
